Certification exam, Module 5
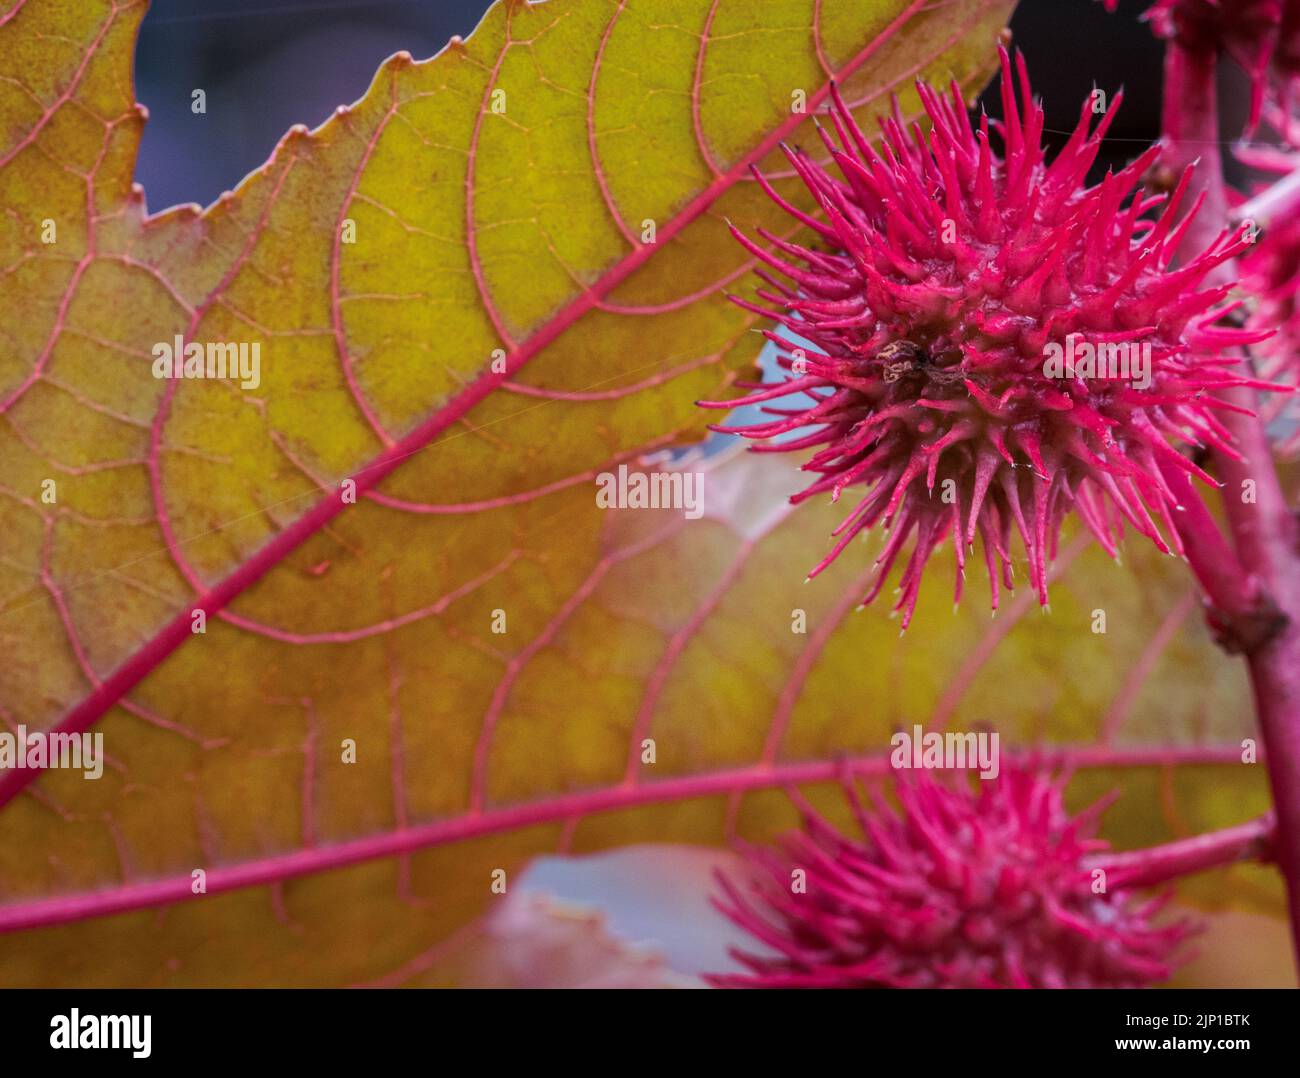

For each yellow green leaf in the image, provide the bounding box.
[7,0,1274,991]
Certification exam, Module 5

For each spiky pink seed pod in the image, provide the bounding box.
[709,768,1193,989]
[1246,212,1300,369]
[701,49,1275,625]
[1238,161,1300,452]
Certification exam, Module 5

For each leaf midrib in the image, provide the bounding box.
[0,743,1240,933]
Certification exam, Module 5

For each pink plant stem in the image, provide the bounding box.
[1163,40,1300,960]
[1158,458,1257,618]
[1233,165,1300,226]
[1095,814,1275,891]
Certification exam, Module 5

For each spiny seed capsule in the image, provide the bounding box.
[701,48,1277,625]
[709,768,1193,989]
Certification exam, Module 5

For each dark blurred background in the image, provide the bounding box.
[133,0,1237,214]
[135,0,493,210]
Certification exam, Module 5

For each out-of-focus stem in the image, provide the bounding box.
[1095,814,1275,891]
[1162,40,1300,961]
[1158,459,1259,624]
[1233,165,1300,226]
